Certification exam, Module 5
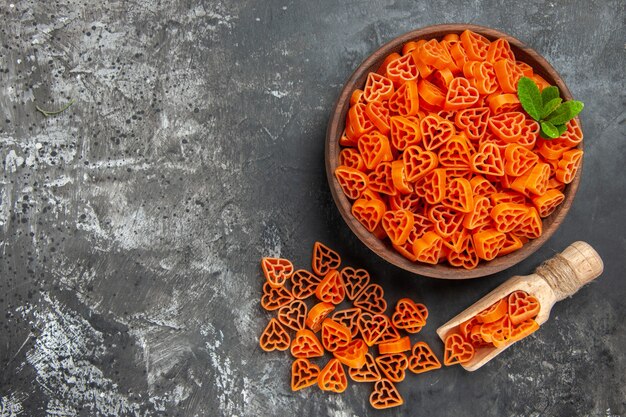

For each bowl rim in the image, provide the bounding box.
[325,23,582,279]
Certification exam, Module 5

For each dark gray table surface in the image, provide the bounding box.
[1,1,624,416]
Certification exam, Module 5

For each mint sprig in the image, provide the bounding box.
[517,77,583,139]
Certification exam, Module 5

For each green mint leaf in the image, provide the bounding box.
[540,121,560,139]
[540,123,566,139]
[517,77,542,121]
[546,100,584,125]
[541,86,560,106]
[543,103,568,122]
[541,98,562,119]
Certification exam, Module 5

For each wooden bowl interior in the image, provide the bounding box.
[325,24,582,279]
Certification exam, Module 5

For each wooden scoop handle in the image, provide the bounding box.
[535,241,604,301]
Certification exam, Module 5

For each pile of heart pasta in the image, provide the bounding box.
[444,289,541,365]
[260,242,445,409]
[333,30,583,269]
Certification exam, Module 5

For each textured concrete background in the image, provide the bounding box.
[1,0,625,416]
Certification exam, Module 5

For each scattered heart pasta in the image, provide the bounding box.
[334,30,582,269]
[259,242,440,409]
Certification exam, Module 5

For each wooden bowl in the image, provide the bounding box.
[325,24,582,279]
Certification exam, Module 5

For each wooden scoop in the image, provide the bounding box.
[436,241,604,371]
